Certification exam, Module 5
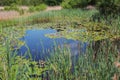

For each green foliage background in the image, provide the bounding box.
[0,0,63,6]
[61,0,120,15]
[0,0,120,14]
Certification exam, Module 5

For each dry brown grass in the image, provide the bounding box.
[46,6,62,11]
[0,6,62,21]
[0,11,19,20]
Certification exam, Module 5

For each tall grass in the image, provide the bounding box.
[46,39,119,80]
[0,38,119,80]
[0,9,97,28]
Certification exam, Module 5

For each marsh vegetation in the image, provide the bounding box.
[0,0,120,80]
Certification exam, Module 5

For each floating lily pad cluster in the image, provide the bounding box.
[46,21,120,42]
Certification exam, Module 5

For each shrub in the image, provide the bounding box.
[61,0,91,9]
[4,6,11,11]
[29,4,47,12]
[96,0,120,15]
[61,0,72,9]
[4,3,19,11]
[28,6,36,12]
[35,3,47,11]
[44,0,63,6]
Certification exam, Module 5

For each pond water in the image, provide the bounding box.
[18,29,88,61]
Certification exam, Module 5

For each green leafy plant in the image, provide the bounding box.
[35,4,47,11]
[61,0,91,9]
[4,3,19,11]
[28,4,47,12]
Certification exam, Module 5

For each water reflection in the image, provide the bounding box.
[18,29,88,61]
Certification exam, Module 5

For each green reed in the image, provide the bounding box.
[47,39,119,80]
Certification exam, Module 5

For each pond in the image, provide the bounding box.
[18,29,88,61]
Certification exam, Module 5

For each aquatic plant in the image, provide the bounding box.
[46,40,119,80]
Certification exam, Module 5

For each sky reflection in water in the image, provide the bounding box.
[18,29,87,61]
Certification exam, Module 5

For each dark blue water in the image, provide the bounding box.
[18,29,87,61]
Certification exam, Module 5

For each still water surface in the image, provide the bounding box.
[18,29,87,61]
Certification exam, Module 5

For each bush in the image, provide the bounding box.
[61,0,120,15]
[4,3,19,11]
[61,0,72,8]
[35,4,47,11]
[28,6,36,12]
[44,0,63,6]
[29,4,47,12]
[61,0,91,9]
[96,0,120,15]
[4,6,11,11]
